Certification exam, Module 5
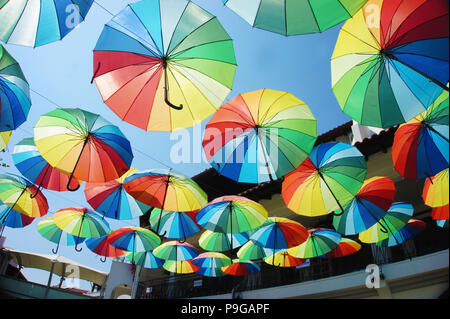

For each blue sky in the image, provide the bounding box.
[1,0,350,289]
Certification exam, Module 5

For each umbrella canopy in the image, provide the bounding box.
[37,217,85,254]
[0,131,11,151]
[431,205,449,221]
[264,251,306,268]
[331,0,449,128]
[85,168,149,220]
[222,259,260,276]
[222,0,367,36]
[198,230,249,252]
[333,176,396,235]
[0,204,34,235]
[163,259,199,274]
[203,89,317,183]
[359,202,414,243]
[236,240,271,261]
[192,252,232,277]
[85,234,126,262]
[13,137,80,194]
[152,240,199,262]
[124,251,163,269]
[0,45,31,131]
[0,0,94,47]
[288,228,342,259]
[109,226,161,253]
[34,108,134,191]
[92,0,237,132]
[436,219,448,228]
[423,169,449,208]
[376,219,426,247]
[321,238,361,258]
[148,208,201,240]
[282,142,367,217]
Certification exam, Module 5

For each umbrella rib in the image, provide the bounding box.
[340,28,380,52]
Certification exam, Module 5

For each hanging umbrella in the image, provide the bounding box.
[34,108,134,191]
[0,0,94,47]
[0,45,31,131]
[236,240,271,261]
[320,238,361,258]
[376,219,426,247]
[124,169,207,236]
[264,251,306,268]
[423,169,449,208]
[222,0,368,36]
[53,207,110,252]
[124,251,164,269]
[85,168,149,220]
[282,142,367,217]
[331,0,449,128]
[37,217,85,254]
[85,234,126,262]
[0,204,34,237]
[163,259,199,274]
[333,176,396,235]
[203,89,317,183]
[198,230,249,252]
[192,252,232,277]
[0,131,11,151]
[359,202,414,244]
[152,241,199,262]
[288,228,342,259]
[12,137,80,196]
[432,205,449,221]
[392,89,448,180]
[92,0,237,132]
[222,259,260,276]
[148,208,201,241]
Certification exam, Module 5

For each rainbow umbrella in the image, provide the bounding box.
[377,219,426,247]
[192,252,232,277]
[34,108,133,191]
[264,251,306,268]
[422,169,449,208]
[222,0,367,36]
[152,241,199,262]
[359,202,414,244]
[0,204,34,237]
[0,45,31,131]
[331,0,449,128]
[92,0,237,132]
[0,0,94,47]
[333,176,396,235]
[13,137,80,196]
[198,230,249,252]
[282,142,367,217]
[163,259,199,274]
[148,208,201,241]
[37,217,85,254]
[321,238,361,258]
[0,131,11,151]
[124,251,163,269]
[53,207,110,252]
[203,89,317,183]
[85,234,126,262]
[85,168,149,220]
[436,219,448,228]
[237,241,271,261]
[432,205,449,221]
[222,259,260,276]
[288,228,342,259]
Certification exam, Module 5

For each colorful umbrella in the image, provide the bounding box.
[37,217,85,254]
[198,230,249,252]
[192,252,232,277]
[163,259,199,274]
[34,108,134,191]
[0,204,34,237]
[432,205,449,221]
[203,89,317,183]
[288,228,342,259]
[282,142,367,217]
[320,238,361,258]
[222,259,260,276]
[148,208,201,240]
[0,131,11,151]
[264,251,306,268]
[0,45,31,131]
[331,0,449,128]
[13,137,80,196]
[53,207,110,252]
[333,176,396,235]
[376,219,426,247]
[152,241,199,262]
[392,89,448,180]
[85,168,149,220]
[124,251,164,269]
[85,234,126,262]
[236,240,271,261]
[92,0,237,132]
[222,0,368,36]
[0,0,94,47]
[359,202,414,244]
[422,169,449,208]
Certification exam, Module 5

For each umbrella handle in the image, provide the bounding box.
[163,59,183,110]
[178,237,186,244]
[75,242,83,252]
[100,256,107,263]
[66,172,81,192]
[332,210,344,217]
[30,186,42,199]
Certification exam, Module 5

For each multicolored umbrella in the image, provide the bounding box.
[124,251,164,269]
[222,259,260,276]
[85,168,149,220]
[392,89,448,180]
[85,234,126,262]
[0,45,31,131]
[37,217,85,254]
[13,137,80,195]
[0,131,11,151]
[92,0,237,132]
[34,108,134,191]
[198,230,249,252]
[376,219,426,247]
[203,89,317,183]
[264,251,306,268]
[288,228,342,259]
[222,0,368,36]
[333,176,396,235]
[163,259,199,274]
[331,0,449,128]
[359,202,414,244]
[320,238,361,258]
[152,241,199,262]
[282,142,367,217]
[0,0,94,47]
[148,208,201,240]
[192,252,232,277]
[0,204,34,237]
[237,240,271,261]
[422,169,449,208]
[53,207,110,252]
[431,205,449,221]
